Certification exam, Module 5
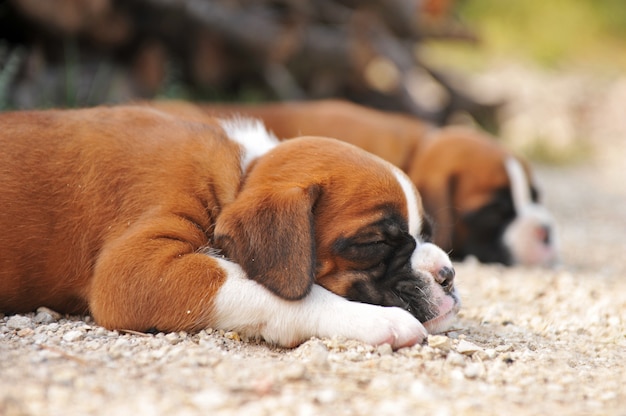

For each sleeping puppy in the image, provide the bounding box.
[0,106,459,349]
[177,99,557,267]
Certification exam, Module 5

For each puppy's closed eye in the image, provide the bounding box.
[334,238,394,270]
[333,220,416,274]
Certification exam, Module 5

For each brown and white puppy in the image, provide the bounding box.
[182,99,557,267]
[0,106,459,349]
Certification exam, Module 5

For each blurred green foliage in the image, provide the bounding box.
[455,0,626,68]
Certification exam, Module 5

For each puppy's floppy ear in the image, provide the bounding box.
[214,184,321,300]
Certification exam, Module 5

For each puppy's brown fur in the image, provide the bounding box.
[0,107,239,331]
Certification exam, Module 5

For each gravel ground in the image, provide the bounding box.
[1,66,625,416]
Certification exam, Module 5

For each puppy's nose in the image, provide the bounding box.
[537,225,551,245]
[437,266,455,291]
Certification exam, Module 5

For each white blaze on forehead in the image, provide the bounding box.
[219,117,279,170]
[391,166,422,238]
[503,156,558,266]
[504,157,532,214]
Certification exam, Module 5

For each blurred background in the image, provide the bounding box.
[1,0,625,164]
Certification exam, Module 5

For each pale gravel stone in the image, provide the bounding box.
[376,343,393,356]
[495,344,513,353]
[456,339,482,355]
[62,330,85,342]
[282,363,306,381]
[446,351,467,367]
[17,328,34,337]
[46,322,60,332]
[223,331,240,341]
[463,363,484,379]
[6,315,33,330]
[33,311,55,324]
[427,334,452,351]
[302,339,329,366]
[164,332,182,345]
[315,389,337,404]
[36,306,62,320]
[483,348,497,359]
[408,380,437,401]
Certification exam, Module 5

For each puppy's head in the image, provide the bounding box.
[409,127,557,266]
[214,135,459,333]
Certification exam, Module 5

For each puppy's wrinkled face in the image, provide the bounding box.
[412,129,557,267]
[310,146,459,332]
[455,158,557,266]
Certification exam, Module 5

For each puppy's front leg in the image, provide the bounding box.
[211,257,427,349]
[89,215,229,333]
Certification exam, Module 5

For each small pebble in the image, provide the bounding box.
[409,380,436,400]
[283,363,306,380]
[456,340,481,355]
[485,348,498,359]
[446,351,467,367]
[63,330,85,342]
[165,332,182,345]
[464,363,484,379]
[46,323,60,332]
[36,307,62,321]
[305,340,329,366]
[224,331,241,342]
[418,346,437,360]
[377,343,393,356]
[7,315,33,330]
[17,328,34,337]
[315,389,337,404]
[92,327,110,337]
[427,335,452,351]
[473,349,491,361]
[34,311,56,324]
[190,389,229,409]
[496,344,513,353]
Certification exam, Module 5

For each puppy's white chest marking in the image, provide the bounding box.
[219,118,279,170]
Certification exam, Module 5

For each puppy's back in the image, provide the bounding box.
[0,107,241,314]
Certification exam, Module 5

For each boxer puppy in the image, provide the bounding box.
[0,106,459,349]
[177,99,557,267]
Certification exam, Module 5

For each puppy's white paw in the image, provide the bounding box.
[322,303,428,349]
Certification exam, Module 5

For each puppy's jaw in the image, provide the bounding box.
[504,157,558,266]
